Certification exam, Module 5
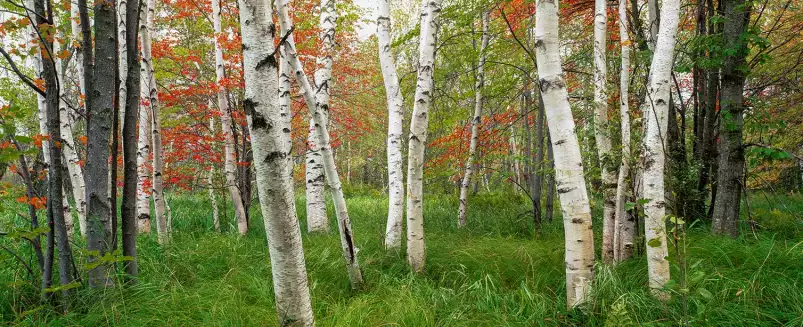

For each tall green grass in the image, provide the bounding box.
[1,191,801,326]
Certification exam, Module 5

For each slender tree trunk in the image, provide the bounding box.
[305,118,328,232]
[70,0,85,98]
[457,11,489,228]
[277,0,363,288]
[614,0,634,263]
[712,0,750,237]
[85,0,117,288]
[594,0,617,263]
[520,93,533,196]
[212,0,249,235]
[52,29,78,240]
[121,0,141,279]
[140,0,168,244]
[208,117,221,232]
[545,133,555,224]
[237,0,314,323]
[642,0,681,297]
[136,0,152,234]
[532,93,546,225]
[406,0,441,273]
[34,0,76,298]
[376,0,405,249]
[533,0,596,307]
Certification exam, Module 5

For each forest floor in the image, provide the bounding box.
[2,190,802,326]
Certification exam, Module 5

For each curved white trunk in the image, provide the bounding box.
[212,0,249,235]
[642,0,680,297]
[533,0,596,308]
[593,0,616,263]
[376,0,405,249]
[237,0,314,323]
[457,11,489,228]
[614,0,634,263]
[140,0,168,244]
[277,0,363,288]
[406,0,441,273]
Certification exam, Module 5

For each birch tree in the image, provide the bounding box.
[237,0,314,323]
[141,0,168,244]
[208,117,221,232]
[277,0,363,288]
[304,0,339,233]
[376,0,405,249]
[593,0,616,263]
[136,0,153,233]
[613,0,634,263]
[533,0,596,307]
[406,0,441,273]
[212,0,249,235]
[642,0,681,297]
[457,11,489,228]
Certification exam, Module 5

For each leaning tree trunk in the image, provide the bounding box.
[141,0,168,244]
[376,0,405,249]
[457,11,489,228]
[277,0,363,288]
[212,0,249,235]
[613,0,635,263]
[84,0,116,288]
[642,0,681,298]
[121,0,141,279]
[237,0,314,324]
[533,0,596,308]
[406,0,441,273]
[712,0,750,238]
[594,0,617,263]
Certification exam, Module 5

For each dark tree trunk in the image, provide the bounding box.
[520,92,533,196]
[532,90,545,226]
[121,0,142,280]
[712,0,751,237]
[85,0,117,288]
[111,43,120,252]
[35,0,75,301]
[238,122,253,220]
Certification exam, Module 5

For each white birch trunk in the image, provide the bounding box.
[237,0,314,323]
[136,0,153,234]
[305,0,338,233]
[406,0,441,273]
[376,0,405,249]
[642,0,680,297]
[593,0,617,263]
[212,0,249,235]
[457,11,489,228]
[208,116,221,232]
[140,0,168,244]
[305,118,328,232]
[614,0,634,263]
[277,0,363,288]
[533,0,596,307]
[117,0,128,127]
[70,0,85,98]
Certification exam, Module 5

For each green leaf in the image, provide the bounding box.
[698,287,713,300]
[647,237,662,248]
[624,202,636,211]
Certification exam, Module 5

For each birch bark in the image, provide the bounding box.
[237,0,314,323]
[406,0,441,273]
[376,0,405,249]
[136,0,152,233]
[593,0,617,263]
[208,117,221,232]
[457,11,489,228]
[533,0,596,307]
[213,0,249,235]
[277,0,363,288]
[614,0,634,263]
[642,0,681,297]
[140,0,168,244]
